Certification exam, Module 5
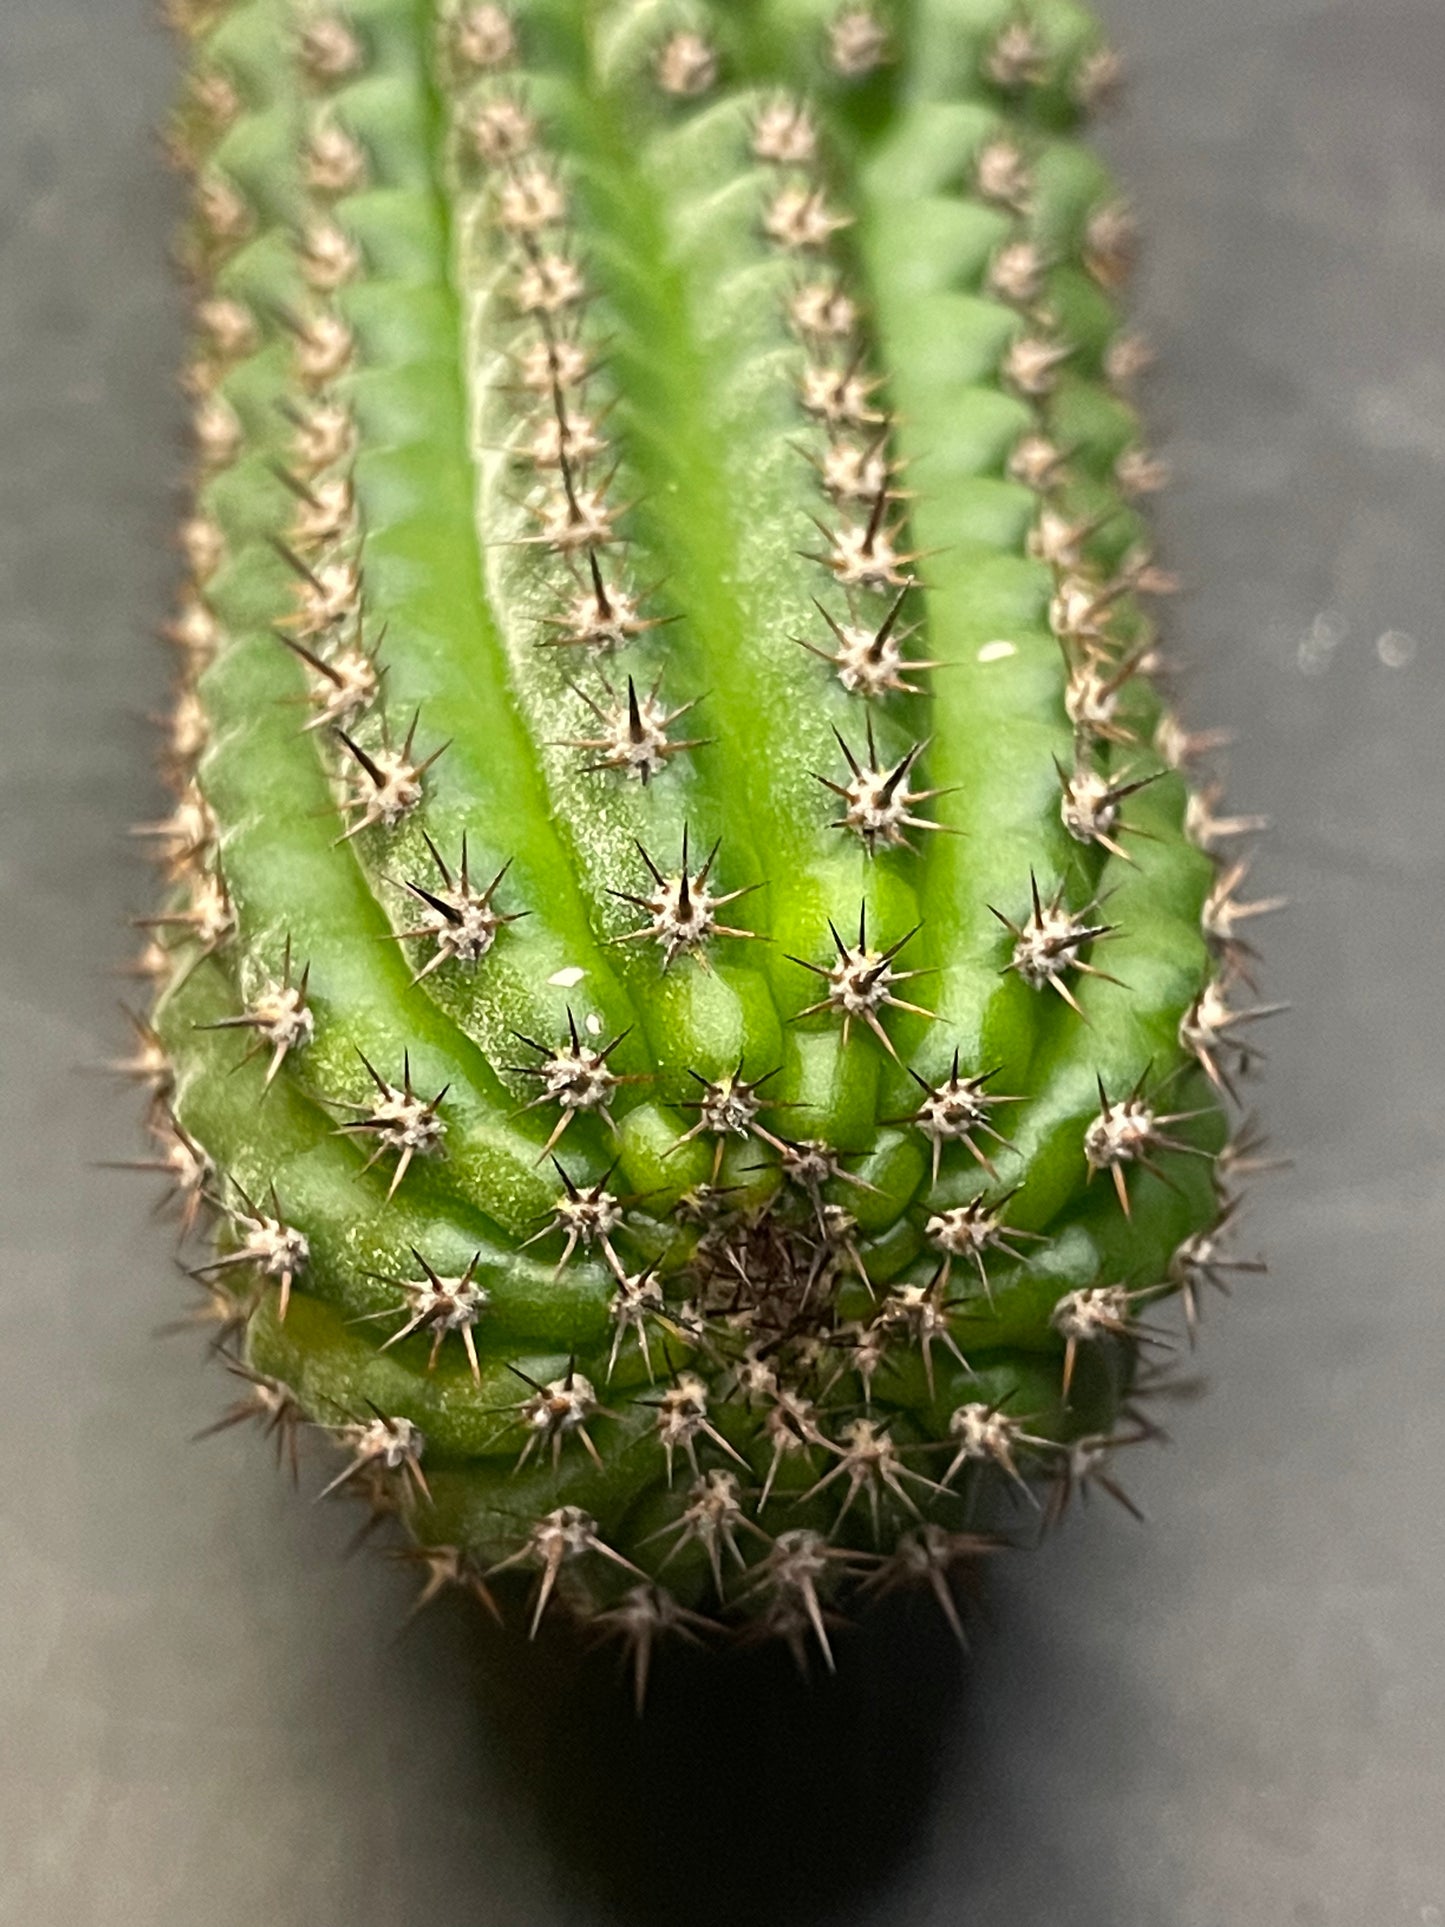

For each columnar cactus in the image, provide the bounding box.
[134,0,1277,1682]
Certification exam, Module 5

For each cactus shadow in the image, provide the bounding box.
[458,1586,974,1927]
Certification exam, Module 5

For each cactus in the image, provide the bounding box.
[133,0,1276,1684]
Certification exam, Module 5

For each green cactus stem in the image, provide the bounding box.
[132,0,1277,1681]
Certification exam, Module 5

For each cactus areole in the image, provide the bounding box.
[138,0,1276,1683]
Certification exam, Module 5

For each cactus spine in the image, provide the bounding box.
[136,0,1276,1682]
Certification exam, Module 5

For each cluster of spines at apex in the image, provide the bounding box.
[121,0,1283,1682]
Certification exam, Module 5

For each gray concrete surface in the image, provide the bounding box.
[2,2,1443,1923]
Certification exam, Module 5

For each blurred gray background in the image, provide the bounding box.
[3,1,1443,1922]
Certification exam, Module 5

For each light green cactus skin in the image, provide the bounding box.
[138,0,1269,1667]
